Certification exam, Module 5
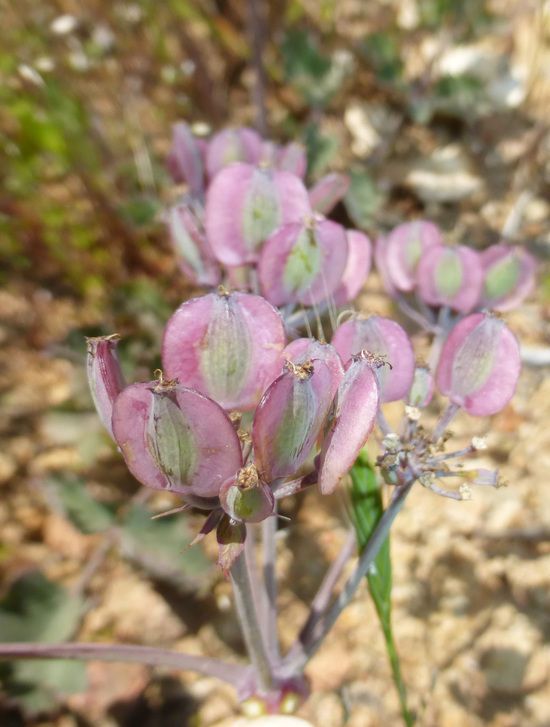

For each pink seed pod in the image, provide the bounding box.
[435,312,521,417]
[308,173,350,216]
[318,351,381,495]
[166,122,205,196]
[205,127,262,180]
[86,334,126,439]
[332,229,372,305]
[205,163,311,266]
[278,142,307,179]
[480,244,536,311]
[331,315,415,403]
[162,289,286,411]
[219,463,275,523]
[283,338,344,402]
[385,220,443,292]
[252,359,333,482]
[257,217,348,306]
[416,245,483,312]
[407,365,434,408]
[112,377,243,501]
[167,203,221,287]
[373,235,398,297]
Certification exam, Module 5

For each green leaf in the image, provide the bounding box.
[344,166,381,228]
[303,123,339,179]
[281,29,347,107]
[357,33,403,83]
[350,450,391,614]
[350,451,414,726]
[46,474,117,534]
[0,572,86,713]
[118,195,162,228]
[121,504,210,586]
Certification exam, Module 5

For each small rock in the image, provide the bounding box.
[405,145,484,203]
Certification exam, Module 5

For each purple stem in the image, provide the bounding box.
[431,402,460,443]
[262,512,280,660]
[292,528,356,651]
[282,477,414,676]
[244,524,268,632]
[230,552,275,692]
[394,292,439,333]
[0,643,250,690]
[427,306,454,371]
[376,408,394,436]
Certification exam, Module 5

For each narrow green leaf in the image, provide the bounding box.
[350,450,415,726]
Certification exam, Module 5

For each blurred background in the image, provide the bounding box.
[1,0,550,725]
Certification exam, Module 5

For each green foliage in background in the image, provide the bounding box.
[0,573,86,713]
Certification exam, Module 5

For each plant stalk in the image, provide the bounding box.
[230,551,275,692]
[282,477,414,675]
[262,512,280,659]
[0,642,249,690]
[296,528,356,649]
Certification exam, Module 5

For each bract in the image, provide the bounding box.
[206,127,262,179]
[283,338,344,401]
[480,244,536,311]
[258,218,348,306]
[331,315,415,402]
[219,463,275,523]
[205,163,311,266]
[86,334,126,439]
[112,379,243,500]
[278,142,307,179]
[385,220,443,292]
[318,351,381,495]
[166,122,205,196]
[332,229,372,305]
[162,290,286,411]
[168,203,221,287]
[252,359,333,482]
[407,365,434,408]
[308,173,350,216]
[417,245,483,312]
[435,312,521,416]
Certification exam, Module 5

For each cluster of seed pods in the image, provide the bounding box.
[87,289,387,572]
[86,124,531,572]
[87,302,521,573]
[166,123,371,308]
[375,220,536,313]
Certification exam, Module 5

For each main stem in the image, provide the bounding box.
[262,513,280,660]
[0,643,249,690]
[230,551,275,693]
[283,477,414,676]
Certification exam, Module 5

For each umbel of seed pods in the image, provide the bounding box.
[87,294,522,574]
[85,124,533,573]
[165,123,534,318]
